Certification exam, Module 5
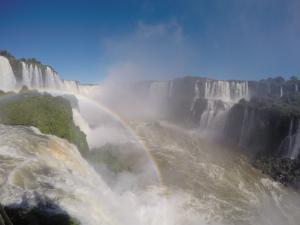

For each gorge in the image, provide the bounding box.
[0,51,300,225]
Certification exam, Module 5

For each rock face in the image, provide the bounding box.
[135,77,300,186]
[1,51,300,184]
[134,77,300,162]
[0,51,97,94]
[224,99,296,157]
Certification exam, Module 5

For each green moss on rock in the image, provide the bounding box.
[0,92,89,155]
[87,144,132,173]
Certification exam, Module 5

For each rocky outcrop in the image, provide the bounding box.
[222,94,300,186]
[0,91,89,155]
[1,198,80,225]
[223,98,299,157]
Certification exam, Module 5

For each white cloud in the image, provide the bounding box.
[101,20,191,81]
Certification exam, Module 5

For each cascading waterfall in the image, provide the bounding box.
[190,80,200,113]
[204,80,248,101]
[44,66,64,90]
[0,124,191,225]
[295,84,298,92]
[285,119,300,159]
[63,80,80,93]
[280,86,283,97]
[0,55,94,94]
[0,125,126,225]
[198,80,249,133]
[33,64,44,88]
[21,62,32,88]
[278,119,300,159]
[238,107,255,148]
[239,107,249,147]
[288,119,294,153]
[0,56,17,92]
[290,121,300,159]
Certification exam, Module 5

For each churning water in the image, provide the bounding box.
[0,96,300,225]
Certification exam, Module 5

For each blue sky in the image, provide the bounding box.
[0,0,299,83]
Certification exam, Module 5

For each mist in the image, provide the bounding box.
[64,87,300,225]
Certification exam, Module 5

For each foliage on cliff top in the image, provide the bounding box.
[0,92,89,155]
[87,144,132,174]
[239,93,300,117]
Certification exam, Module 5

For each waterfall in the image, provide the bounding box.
[63,80,80,93]
[0,56,92,94]
[0,56,17,92]
[279,119,300,159]
[32,64,43,88]
[288,119,294,153]
[0,125,126,225]
[238,107,255,147]
[190,80,200,113]
[20,63,44,89]
[204,80,248,102]
[199,100,217,129]
[21,62,32,88]
[198,80,249,134]
[291,121,300,159]
[295,84,298,92]
[280,86,283,97]
[286,119,300,159]
[44,67,64,90]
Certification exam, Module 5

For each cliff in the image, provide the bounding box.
[0,50,97,94]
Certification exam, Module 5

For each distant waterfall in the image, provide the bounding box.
[238,107,256,148]
[190,80,200,113]
[205,80,249,101]
[63,80,80,93]
[290,121,300,159]
[0,55,97,95]
[280,86,283,97]
[21,63,44,89]
[198,80,249,134]
[286,119,300,159]
[239,107,249,147]
[21,63,65,90]
[44,66,64,89]
[21,62,32,88]
[278,119,300,159]
[0,56,17,92]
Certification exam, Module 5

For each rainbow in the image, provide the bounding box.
[73,94,164,185]
[0,90,164,185]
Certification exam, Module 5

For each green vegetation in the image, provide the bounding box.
[0,92,89,156]
[239,92,300,117]
[87,144,132,173]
